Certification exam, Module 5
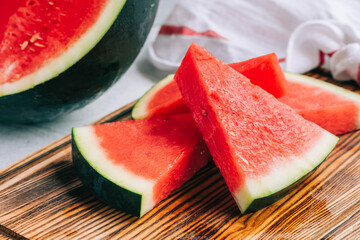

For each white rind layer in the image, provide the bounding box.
[285,72,360,129]
[0,0,127,97]
[132,74,175,119]
[73,126,155,217]
[233,129,338,213]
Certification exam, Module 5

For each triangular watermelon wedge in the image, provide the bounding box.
[132,72,360,136]
[132,52,288,120]
[174,43,338,213]
[228,53,288,98]
[72,114,210,217]
[279,72,360,135]
[132,74,190,119]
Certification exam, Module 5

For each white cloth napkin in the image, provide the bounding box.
[148,0,360,83]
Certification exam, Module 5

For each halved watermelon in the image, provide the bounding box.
[132,53,288,120]
[132,72,360,135]
[0,0,158,122]
[174,43,338,213]
[72,114,210,217]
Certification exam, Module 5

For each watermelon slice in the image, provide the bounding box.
[72,114,210,217]
[0,0,158,122]
[132,74,190,119]
[174,43,338,213]
[228,53,288,98]
[279,72,360,135]
[132,72,360,135]
[132,53,288,120]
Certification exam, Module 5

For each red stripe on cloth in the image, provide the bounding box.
[319,50,326,66]
[278,57,286,63]
[327,50,337,57]
[319,50,338,67]
[357,64,360,83]
[159,25,227,40]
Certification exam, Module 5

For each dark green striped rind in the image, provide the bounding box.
[242,150,334,214]
[0,0,159,123]
[71,130,142,217]
[243,170,313,214]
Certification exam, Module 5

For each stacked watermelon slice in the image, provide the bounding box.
[132,57,360,136]
[71,43,357,217]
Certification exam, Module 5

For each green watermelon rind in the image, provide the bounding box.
[234,130,338,214]
[72,126,155,217]
[132,74,175,120]
[284,72,360,129]
[0,0,159,122]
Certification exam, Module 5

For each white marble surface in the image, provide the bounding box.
[0,0,178,170]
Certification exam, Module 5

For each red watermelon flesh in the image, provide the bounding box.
[0,0,106,84]
[73,113,210,216]
[147,75,190,117]
[133,71,360,136]
[229,53,288,98]
[133,53,288,119]
[174,43,338,213]
[279,73,360,135]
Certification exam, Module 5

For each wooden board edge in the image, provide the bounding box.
[0,224,29,240]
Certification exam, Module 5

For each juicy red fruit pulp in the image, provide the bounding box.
[147,80,190,117]
[0,0,107,85]
[279,81,358,135]
[174,43,324,192]
[92,115,210,203]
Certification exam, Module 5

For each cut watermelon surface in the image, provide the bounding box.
[279,72,360,135]
[0,0,124,94]
[0,0,158,122]
[132,74,189,119]
[174,43,338,213]
[132,53,288,119]
[229,53,288,98]
[132,72,360,136]
[72,114,210,217]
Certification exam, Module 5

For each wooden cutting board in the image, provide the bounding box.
[0,71,359,240]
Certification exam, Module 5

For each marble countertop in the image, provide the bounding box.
[0,0,178,170]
